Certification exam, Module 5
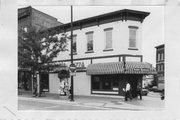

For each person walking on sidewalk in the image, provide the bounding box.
[68,86,72,99]
[33,82,38,97]
[124,81,132,101]
[136,82,142,100]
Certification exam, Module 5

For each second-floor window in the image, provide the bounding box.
[72,35,77,53]
[129,26,138,48]
[86,31,93,52]
[161,53,164,60]
[104,28,113,50]
[158,53,161,61]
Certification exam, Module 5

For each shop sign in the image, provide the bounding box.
[141,68,150,72]
[74,62,86,69]
[133,68,141,71]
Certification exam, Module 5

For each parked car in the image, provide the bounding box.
[142,88,149,96]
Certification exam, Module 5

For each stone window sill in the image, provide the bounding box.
[103,48,113,52]
[128,48,138,50]
[85,51,94,54]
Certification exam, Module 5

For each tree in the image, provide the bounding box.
[58,69,70,80]
[18,27,68,96]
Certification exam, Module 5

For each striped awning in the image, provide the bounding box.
[87,62,157,75]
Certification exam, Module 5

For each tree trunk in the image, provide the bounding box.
[38,70,41,97]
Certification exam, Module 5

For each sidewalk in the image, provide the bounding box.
[18,90,165,111]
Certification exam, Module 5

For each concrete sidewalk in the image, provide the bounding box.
[18,91,165,111]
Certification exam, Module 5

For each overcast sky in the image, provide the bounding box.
[18,5,164,66]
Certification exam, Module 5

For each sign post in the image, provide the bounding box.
[70,6,74,102]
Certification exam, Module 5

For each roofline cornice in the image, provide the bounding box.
[45,9,150,34]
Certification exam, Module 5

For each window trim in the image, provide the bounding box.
[104,27,113,50]
[86,31,94,52]
[128,26,138,49]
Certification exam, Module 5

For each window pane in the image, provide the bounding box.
[113,79,119,87]
[73,36,77,53]
[102,79,111,90]
[161,53,164,60]
[92,76,100,90]
[105,30,112,49]
[129,28,137,48]
[129,39,136,48]
[87,33,93,51]
[158,53,161,61]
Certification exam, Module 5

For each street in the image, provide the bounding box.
[18,92,164,111]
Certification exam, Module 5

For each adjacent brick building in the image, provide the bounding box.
[155,44,165,90]
[18,6,62,91]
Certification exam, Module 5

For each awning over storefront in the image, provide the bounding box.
[87,62,157,75]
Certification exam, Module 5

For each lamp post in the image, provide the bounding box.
[123,56,126,72]
[70,5,74,101]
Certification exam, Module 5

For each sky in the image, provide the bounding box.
[17,0,166,5]
[18,5,164,66]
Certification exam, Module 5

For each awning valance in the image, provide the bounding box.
[87,62,157,75]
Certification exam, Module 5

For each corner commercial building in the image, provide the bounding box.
[36,9,157,96]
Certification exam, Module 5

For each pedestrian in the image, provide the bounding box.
[124,81,132,101]
[136,82,142,100]
[33,82,38,97]
[68,86,72,99]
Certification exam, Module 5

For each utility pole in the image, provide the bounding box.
[70,5,74,101]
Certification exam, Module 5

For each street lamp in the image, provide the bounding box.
[70,5,74,101]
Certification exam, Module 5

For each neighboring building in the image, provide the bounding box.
[155,44,165,90]
[18,6,62,91]
[36,9,156,96]
[18,6,62,31]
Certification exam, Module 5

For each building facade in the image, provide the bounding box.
[155,44,165,90]
[36,9,156,96]
[18,6,62,91]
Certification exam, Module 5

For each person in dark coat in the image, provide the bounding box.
[33,82,38,97]
[68,86,72,99]
[136,82,142,100]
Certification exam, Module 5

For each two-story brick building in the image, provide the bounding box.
[36,9,157,96]
[18,6,62,91]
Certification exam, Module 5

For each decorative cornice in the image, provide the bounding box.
[46,9,150,34]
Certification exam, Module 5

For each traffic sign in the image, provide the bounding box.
[69,63,77,75]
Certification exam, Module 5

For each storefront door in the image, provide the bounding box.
[40,73,49,92]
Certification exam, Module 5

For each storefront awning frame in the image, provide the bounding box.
[87,61,157,75]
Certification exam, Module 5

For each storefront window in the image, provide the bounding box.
[92,76,100,90]
[102,79,111,90]
[92,75,119,91]
[113,79,119,87]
